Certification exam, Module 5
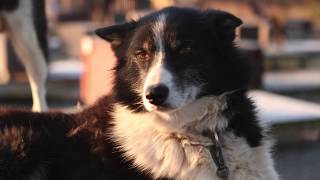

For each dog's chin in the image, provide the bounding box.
[144,103,175,113]
[143,100,194,114]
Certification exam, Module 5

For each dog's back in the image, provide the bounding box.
[0,96,155,180]
[0,108,76,179]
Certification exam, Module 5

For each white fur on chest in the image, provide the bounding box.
[112,104,218,179]
[111,102,279,180]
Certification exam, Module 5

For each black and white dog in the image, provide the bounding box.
[0,0,48,111]
[0,7,279,180]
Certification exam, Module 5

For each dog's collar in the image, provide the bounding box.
[203,130,229,180]
[171,130,229,179]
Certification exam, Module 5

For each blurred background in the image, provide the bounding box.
[1,0,320,179]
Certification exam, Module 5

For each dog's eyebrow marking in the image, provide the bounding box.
[152,14,167,59]
[145,13,168,85]
[143,14,175,111]
[147,13,168,83]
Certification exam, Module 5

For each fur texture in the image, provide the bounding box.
[0,7,278,180]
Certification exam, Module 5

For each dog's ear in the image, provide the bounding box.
[224,88,247,100]
[95,22,136,50]
[204,10,242,42]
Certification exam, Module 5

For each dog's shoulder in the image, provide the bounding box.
[0,107,71,179]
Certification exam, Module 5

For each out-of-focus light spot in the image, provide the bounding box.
[81,36,94,56]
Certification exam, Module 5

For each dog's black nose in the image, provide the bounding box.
[145,84,169,106]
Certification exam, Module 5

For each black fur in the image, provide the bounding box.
[223,89,263,147]
[0,97,151,180]
[0,7,263,179]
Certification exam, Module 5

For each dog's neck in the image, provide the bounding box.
[111,95,229,179]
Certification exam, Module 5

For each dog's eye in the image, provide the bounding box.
[135,49,149,59]
[179,46,192,55]
[176,40,193,55]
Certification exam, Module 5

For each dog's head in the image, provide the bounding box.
[96,7,251,113]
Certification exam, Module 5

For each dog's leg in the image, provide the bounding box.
[3,0,48,111]
[0,33,10,84]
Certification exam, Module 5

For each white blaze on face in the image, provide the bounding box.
[142,14,201,112]
[143,14,172,111]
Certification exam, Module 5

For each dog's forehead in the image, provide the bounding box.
[135,10,206,42]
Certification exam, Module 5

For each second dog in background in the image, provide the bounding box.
[0,0,48,111]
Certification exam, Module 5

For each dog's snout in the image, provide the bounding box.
[145,84,169,106]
